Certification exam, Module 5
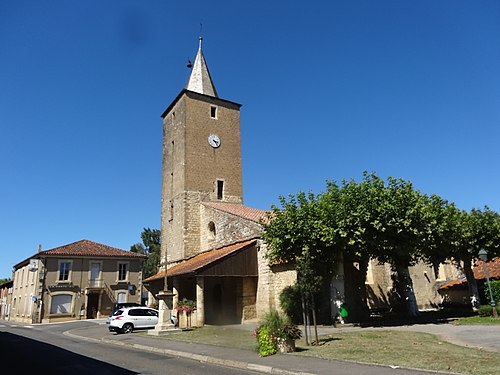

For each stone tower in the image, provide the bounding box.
[160,37,243,265]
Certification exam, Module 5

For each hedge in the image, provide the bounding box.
[484,279,500,305]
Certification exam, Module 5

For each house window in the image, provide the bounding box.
[50,294,72,314]
[58,261,71,281]
[217,180,224,200]
[117,292,127,303]
[210,106,217,119]
[24,293,28,316]
[90,262,101,287]
[118,263,128,281]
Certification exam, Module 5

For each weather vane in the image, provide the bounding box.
[186,22,203,69]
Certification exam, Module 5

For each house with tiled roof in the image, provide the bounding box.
[9,239,145,323]
[0,279,13,320]
[438,257,500,307]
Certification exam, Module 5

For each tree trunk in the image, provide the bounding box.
[357,256,370,320]
[343,253,370,322]
[312,296,319,345]
[463,257,480,310]
[301,294,309,346]
[395,264,419,317]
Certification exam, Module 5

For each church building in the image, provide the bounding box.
[143,38,464,326]
[143,38,295,325]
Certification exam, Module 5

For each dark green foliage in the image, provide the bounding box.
[477,304,500,317]
[279,285,303,324]
[130,227,161,278]
[484,279,500,305]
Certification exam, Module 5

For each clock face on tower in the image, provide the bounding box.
[208,134,221,148]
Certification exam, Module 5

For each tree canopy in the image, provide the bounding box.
[262,171,500,318]
[130,227,161,279]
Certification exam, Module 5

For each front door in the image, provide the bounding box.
[86,293,99,319]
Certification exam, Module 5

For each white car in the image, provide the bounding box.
[108,307,159,334]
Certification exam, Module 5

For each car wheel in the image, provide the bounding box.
[122,323,134,334]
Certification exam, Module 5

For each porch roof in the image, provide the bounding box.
[143,239,258,282]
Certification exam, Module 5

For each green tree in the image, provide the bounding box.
[131,227,161,279]
[419,194,461,267]
[262,191,338,345]
[263,172,500,320]
[0,278,11,285]
[451,207,500,309]
[331,173,429,317]
[373,176,428,317]
[325,172,387,320]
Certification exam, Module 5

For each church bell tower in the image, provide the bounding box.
[160,37,243,264]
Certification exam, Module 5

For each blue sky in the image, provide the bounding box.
[1,1,499,279]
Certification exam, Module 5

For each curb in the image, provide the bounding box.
[64,328,462,375]
[64,330,315,375]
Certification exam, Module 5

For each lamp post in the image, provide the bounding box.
[478,249,498,318]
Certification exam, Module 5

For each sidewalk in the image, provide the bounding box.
[65,321,475,375]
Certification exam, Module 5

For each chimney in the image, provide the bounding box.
[38,244,42,253]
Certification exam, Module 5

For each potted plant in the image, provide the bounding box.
[254,310,302,356]
[174,298,196,328]
[275,322,302,353]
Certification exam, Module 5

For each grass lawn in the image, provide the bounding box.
[294,330,500,375]
[156,325,500,375]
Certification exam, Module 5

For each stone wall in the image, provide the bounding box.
[255,241,296,319]
[161,92,243,263]
[199,205,263,252]
[367,259,464,310]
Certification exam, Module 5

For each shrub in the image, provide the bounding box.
[253,310,302,357]
[279,285,303,324]
[255,326,277,357]
[477,304,500,317]
[484,279,500,305]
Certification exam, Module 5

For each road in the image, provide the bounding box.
[0,320,257,375]
[4,318,495,375]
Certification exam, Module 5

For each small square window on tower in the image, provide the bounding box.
[210,106,217,119]
[217,180,224,200]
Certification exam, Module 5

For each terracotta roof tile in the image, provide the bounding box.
[474,257,500,280]
[438,257,500,290]
[144,239,257,282]
[438,278,468,290]
[202,202,269,223]
[40,239,144,258]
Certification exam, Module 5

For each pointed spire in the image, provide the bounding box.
[185,37,218,97]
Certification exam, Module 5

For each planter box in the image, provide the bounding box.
[277,337,296,353]
[177,310,198,328]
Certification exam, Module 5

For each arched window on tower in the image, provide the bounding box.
[208,221,216,240]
